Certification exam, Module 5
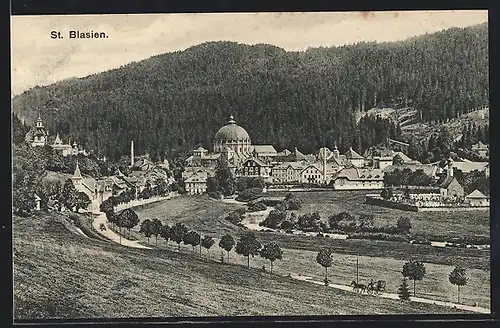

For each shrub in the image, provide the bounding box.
[225,211,243,225]
[208,191,222,200]
[236,188,262,202]
[248,202,267,212]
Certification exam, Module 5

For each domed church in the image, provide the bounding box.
[214,115,251,155]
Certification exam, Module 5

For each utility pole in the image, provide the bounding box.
[356,257,359,285]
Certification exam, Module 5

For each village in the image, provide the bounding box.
[25,114,490,213]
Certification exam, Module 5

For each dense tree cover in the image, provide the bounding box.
[206,155,235,197]
[12,144,46,216]
[383,168,434,187]
[13,23,488,160]
[454,169,489,196]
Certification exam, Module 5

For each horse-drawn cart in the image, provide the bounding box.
[368,280,386,295]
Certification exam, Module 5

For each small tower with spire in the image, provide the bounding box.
[71,160,83,186]
[31,112,48,147]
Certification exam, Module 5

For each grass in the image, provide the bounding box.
[264,191,490,239]
[134,195,247,237]
[124,230,491,310]
[134,195,489,271]
[13,213,475,319]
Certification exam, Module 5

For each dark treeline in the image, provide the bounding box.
[12,23,488,161]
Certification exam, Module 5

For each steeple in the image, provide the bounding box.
[36,112,43,128]
[73,160,82,179]
[333,143,340,159]
[53,133,62,145]
[228,115,236,124]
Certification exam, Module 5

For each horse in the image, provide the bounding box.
[350,280,366,293]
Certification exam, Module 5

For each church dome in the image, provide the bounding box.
[214,116,250,142]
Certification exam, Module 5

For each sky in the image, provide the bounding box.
[11,10,488,97]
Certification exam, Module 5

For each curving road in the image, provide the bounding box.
[88,197,490,315]
[91,212,152,249]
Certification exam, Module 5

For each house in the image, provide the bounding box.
[331,167,384,190]
[300,164,324,185]
[271,162,306,184]
[383,163,438,179]
[51,133,73,157]
[25,114,48,147]
[372,155,394,170]
[345,147,365,168]
[182,167,215,181]
[287,147,307,162]
[275,149,292,162]
[471,141,489,157]
[185,174,208,195]
[435,160,465,197]
[237,157,272,180]
[465,189,489,207]
[250,145,278,159]
[71,162,113,210]
[186,147,222,168]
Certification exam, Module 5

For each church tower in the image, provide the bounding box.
[71,160,83,186]
[31,113,48,147]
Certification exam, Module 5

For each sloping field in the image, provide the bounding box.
[13,213,475,319]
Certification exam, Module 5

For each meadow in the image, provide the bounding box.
[134,195,490,270]
[264,190,490,239]
[13,213,474,319]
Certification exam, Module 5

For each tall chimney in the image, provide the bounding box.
[131,140,134,167]
[323,147,327,184]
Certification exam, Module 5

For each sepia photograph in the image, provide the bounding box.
[11,10,490,320]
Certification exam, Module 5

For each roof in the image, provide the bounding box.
[466,189,488,199]
[301,164,323,173]
[215,116,250,142]
[53,133,62,145]
[73,162,82,178]
[185,174,207,183]
[383,164,437,177]
[393,151,413,163]
[194,146,207,152]
[452,161,489,173]
[345,147,364,160]
[472,141,488,149]
[277,149,291,156]
[243,157,270,167]
[334,167,384,181]
[273,162,307,171]
[289,148,305,160]
[436,175,457,189]
[251,145,277,155]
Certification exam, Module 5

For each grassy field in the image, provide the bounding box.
[13,213,475,319]
[265,191,490,239]
[134,196,489,270]
[134,195,247,237]
[124,227,491,309]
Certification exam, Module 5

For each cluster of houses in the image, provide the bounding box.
[182,116,414,194]
[26,116,172,212]
[24,114,489,210]
[181,116,490,207]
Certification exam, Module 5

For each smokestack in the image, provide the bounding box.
[131,140,134,167]
[323,148,327,184]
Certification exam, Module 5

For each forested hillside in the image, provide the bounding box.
[12,23,488,161]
